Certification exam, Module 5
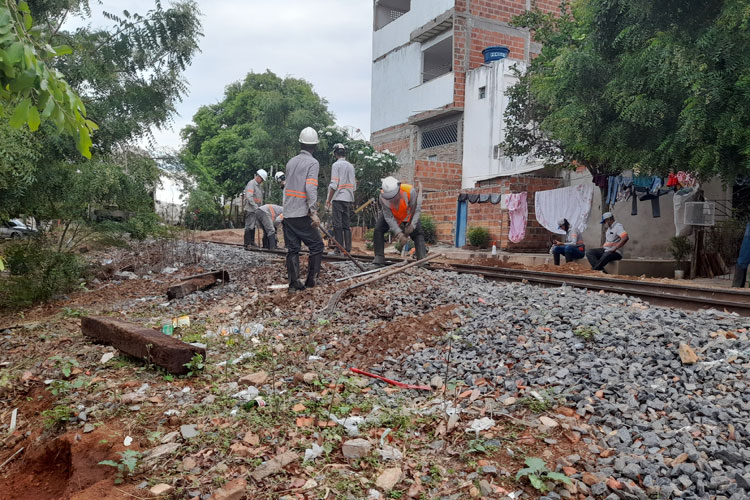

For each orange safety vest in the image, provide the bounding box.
[389,184,413,225]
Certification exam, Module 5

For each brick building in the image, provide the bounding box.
[370,0,560,251]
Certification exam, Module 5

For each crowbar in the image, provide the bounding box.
[351,368,431,391]
[318,225,365,272]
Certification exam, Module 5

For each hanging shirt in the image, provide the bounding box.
[244,178,263,212]
[283,150,319,218]
[603,222,628,254]
[380,183,421,235]
[329,158,356,202]
[506,192,528,243]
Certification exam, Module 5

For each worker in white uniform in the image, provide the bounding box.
[243,169,267,249]
[325,143,356,253]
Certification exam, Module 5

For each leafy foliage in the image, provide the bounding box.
[184,353,205,377]
[0,0,96,157]
[668,236,693,270]
[504,0,750,182]
[41,404,73,429]
[420,214,437,244]
[467,226,490,248]
[516,457,572,492]
[99,450,141,484]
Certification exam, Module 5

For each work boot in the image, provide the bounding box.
[286,254,305,292]
[261,234,269,249]
[305,253,323,288]
[373,229,386,265]
[413,233,427,261]
[372,255,386,266]
[244,227,252,248]
[267,233,278,250]
[344,229,352,253]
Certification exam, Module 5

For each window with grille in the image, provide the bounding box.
[375,0,410,30]
[421,122,458,149]
[479,86,486,99]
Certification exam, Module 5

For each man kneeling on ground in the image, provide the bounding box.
[372,176,426,265]
[257,204,283,250]
[552,218,585,265]
[586,212,628,273]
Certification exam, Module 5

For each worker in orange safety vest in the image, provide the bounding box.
[372,176,426,265]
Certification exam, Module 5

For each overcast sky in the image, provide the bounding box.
[81,0,374,151]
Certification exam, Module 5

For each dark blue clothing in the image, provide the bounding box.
[733,223,750,287]
[553,245,586,265]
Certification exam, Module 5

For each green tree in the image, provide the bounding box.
[0,0,96,157]
[181,71,335,206]
[504,0,750,184]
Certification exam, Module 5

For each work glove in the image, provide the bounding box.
[310,212,321,228]
[396,232,409,246]
[404,224,415,236]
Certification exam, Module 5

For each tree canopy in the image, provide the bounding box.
[503,0,750,182]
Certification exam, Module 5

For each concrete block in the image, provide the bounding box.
[82,316,206,374]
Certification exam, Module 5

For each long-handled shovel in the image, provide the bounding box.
[318,225,365,272]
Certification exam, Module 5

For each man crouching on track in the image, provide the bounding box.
[372,176,426,266]
[257,204,283,250]
[282,127,324,292]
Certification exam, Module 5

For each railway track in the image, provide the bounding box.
[206,240,750,316]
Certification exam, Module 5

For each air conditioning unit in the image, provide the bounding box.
[684,202,716,226]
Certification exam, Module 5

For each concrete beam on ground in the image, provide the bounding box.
[82,316,207,375]
[167,270,230,300]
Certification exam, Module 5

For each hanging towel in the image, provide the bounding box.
[478,194,490,203]
[674,185,699,237]
[490,194,502,204]
[467,194,480,203]
[534,183,595,235]
[500,194,510,209]
[506,192,528,243]
[458,193,468,202]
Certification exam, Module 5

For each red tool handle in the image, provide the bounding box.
[350,367,431,391]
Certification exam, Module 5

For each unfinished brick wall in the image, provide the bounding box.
[469,28,526,68]
[422,175,563,252]
[414,160,462,192]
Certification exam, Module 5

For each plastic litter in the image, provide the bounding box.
[329,414,365,436]
[232,387,260,402]
[304,443,324,462]
[465,417,495,434]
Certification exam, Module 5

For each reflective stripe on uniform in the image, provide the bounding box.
[286,189,307,199]
[306,178,318,185]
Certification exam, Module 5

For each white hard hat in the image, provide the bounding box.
[381,176,400,199]
[256,169,268,181]
[274,171,285,182]
[333,143,346,152]
[299,127,319,145]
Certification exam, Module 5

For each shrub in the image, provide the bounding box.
[668,236,693,271]
[364,228,375,250]
[0,239,87,308]
[420,214,437,244]
[185,188,224,230]
[467,226,490,248]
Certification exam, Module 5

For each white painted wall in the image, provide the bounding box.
[461,59,543,188]
[373,0,455,60]
[371,42,455,132]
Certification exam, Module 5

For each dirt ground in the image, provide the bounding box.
[0,237,713,500]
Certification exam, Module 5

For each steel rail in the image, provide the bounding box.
[202,241,750,315]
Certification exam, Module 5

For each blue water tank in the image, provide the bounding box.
[482,46,510,63]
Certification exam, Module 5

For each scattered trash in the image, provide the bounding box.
[9,409,17,432]
[162,324,174,336]
[350,367,431,391]
[100,352,116,364]
[172,316,190,328]
[232,386,260,402]
[329,414,366,436]
[268,284,289,290]
[123,436,133,446]
[465,417,495,434]
[304,443,324,462]
[378,445,403,460]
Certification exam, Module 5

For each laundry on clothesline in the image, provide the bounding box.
[535,184,594,235]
